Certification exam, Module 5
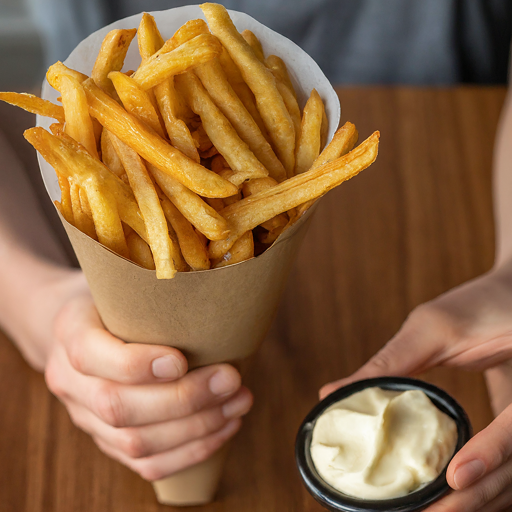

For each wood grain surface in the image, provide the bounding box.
[0,87,506,511]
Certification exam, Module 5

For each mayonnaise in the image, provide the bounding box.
[310,387,457,500]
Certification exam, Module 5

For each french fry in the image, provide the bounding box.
[166,223,190,272]
[109,133,176,279]
[137,13,200,162]
[60,75,99,158]
[78,186,98,239]
[213,230,254,268]
[175,72,269,186]
[159,194,210,271]
[147,162,229,240]
[101,129,127,179]
[84,175,130,258]
[218,47,270,142]
[70,182,97,239]
[154,78,200,162]
[24,126,148,242]
[83,79,238,198]
[241,30,264,62]
[202,3,296,176]
[294,89,325,175]
[275,79,301,165]
[265,55,297,99]
[109,71,166,137]
[0,92,65,122]
[160,19,211,53]
[217,169,241,206]
[294,121,359,218]
[138,12,165,60]
[46,61,88,91]
[92,28,137,99]
[56,172,74,224]
[242,177,288,232]
[194,58,287,182]
[209,132,380,259]
[132,34,222,90]
[126,230,156,270]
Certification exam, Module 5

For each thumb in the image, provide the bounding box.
[319,305,447,399]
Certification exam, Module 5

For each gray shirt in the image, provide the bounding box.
[31,0,512,85]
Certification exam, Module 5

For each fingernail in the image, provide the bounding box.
[222,393,252,419]
[152,355,182,379]
[454,460,486,490]
[209,370,238,396]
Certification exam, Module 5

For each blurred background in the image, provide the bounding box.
[1,0,512,92]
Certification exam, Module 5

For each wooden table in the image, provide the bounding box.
[0,87,506,511]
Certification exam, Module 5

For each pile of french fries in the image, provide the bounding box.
[0,3,379,279]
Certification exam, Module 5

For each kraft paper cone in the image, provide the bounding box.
[37,6,340,506]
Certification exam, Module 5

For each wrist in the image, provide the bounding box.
[0,248,85,372]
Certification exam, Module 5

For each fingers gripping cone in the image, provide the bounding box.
[37,6,340,506]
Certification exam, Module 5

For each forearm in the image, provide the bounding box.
[0,131,78,370]
[493,88,512,268]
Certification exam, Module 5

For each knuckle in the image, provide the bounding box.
[116,348,139,382]
[188,439,218,466]
[136,462,164,482]
[175,380,201,417]
[94,383,125,427]
[193,410,226,438]
[44,361,66,398]
[66,337,86,374]
[119,428,147,458]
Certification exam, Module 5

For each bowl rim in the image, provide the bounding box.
[295,376,472,512]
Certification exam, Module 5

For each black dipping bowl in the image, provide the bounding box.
[295,377,472,512]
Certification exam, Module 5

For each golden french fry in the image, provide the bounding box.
[92,28,137,99]
[109,133,176,279]
[195,228,208,247]
[147,162,229,240]
[275,79,301,165]
[137,14,201,161]
[132,34,222,90]
[56,172,74,224]
[294,121,359,218]
[295,89,325,175]
[70,182,97,239]
[0,92,65,122]
[191,122,213,153]
[84,175,130,258]
[194,58,286,182]
[213,230,254,268]
[217,169,241,206]
[109,71,166,137]
[209,131,380,259]
[46,61,88,91]
[83,78,238,198]
[126,230,156,270]
[258,225,284,245]
[202,3,295,175]
[205,197,225,212]
[218,47,270,142]
[159,194,210,271]
[25,126,148,241]
[154,78,200,162]
[78,186,98,239]
[265,55,297,99]
[60,75,99,158]
[166,222,190,272]
[161,19,211,53]
[176,72,268,186]
[241,30,264,62]
[101,129,127,180]
[242,177,288,231]
[320,106,328,152]
[138,12,165,61]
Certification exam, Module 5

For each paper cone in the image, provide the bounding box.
[37,6,340,506]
